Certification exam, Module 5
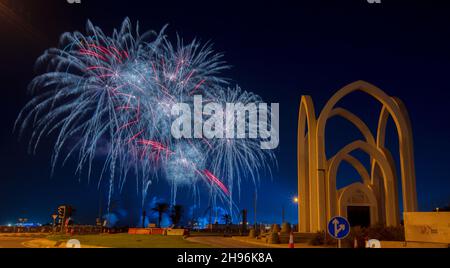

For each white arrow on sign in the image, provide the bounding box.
[332,218,346,237]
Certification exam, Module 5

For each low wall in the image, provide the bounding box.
[128,228,164,235]
[404,212,450,244]
[128,228,187,235]
[166,228,188,236]
[0,225,108,234]
[381,241,448,248]
[0,226,52,233]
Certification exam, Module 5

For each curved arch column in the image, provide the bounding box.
[374,98,417,212]
[327,140,399,226]
[297,96,317,232]
[327,153,371,220]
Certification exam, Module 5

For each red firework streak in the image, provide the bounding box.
[202,169,230,195]
[136,139,173,162]
[80,44,128,63]
[131,139,229,196]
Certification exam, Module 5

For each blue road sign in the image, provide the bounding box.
[327,216,350,239]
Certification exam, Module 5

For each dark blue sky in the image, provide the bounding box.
[0,0,449,226]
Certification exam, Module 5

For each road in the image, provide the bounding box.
[0,234,271,248]
[0,236,35,248]
[187,236,271,248]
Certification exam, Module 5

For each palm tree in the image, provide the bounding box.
[152,203,169,227]
[170,205,184,227]
[189,217,199,229]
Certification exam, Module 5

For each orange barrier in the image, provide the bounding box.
[128,228,165,235]
[166,228,188,236]
[128,228,149,234]
[128,228,189,235]
[150,228,165,235]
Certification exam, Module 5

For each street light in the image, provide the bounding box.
[51,214,58,233]
[318,168,327,245]
[293,196,299,232]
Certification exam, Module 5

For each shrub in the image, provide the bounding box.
[344,224,405,248]
[309,231,337,246]
[309,225,405,247]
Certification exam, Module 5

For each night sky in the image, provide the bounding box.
[1,0,449,226]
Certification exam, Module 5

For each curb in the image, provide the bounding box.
[23,238,105,248]
[23,239,61,248]
[231,236,326,248]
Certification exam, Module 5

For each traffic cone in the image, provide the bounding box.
[288,232,295,248]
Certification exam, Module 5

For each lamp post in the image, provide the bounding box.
[318,168,327,245]
[293,196,299,232]
[51,214,58,233]
[254,191,257,231]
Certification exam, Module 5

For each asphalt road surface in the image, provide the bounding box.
[187,236,270,248]
[0,236,35,248]
[0,234,270,248]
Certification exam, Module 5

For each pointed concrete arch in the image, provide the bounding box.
[328,108,376,146]
[337,182,379,226]
[297,95,317,232]
[298,106,377,231]
[330,154,371,187]
[329,107,377,178]
[372,97,417,212]
[326,153,371,221]
[297,80,417,232]
[314,80,416,230]
[327,140,399,226]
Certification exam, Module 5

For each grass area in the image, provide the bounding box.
[46,233,211,248]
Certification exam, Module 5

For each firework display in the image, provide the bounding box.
[15,18,276,215]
